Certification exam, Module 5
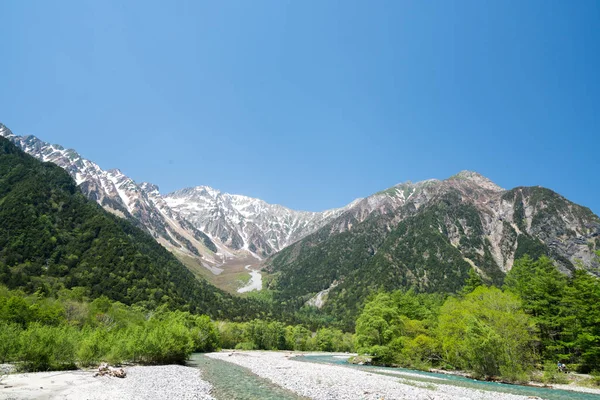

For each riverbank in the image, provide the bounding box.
[3,352,600,399]
[0,365,214,400]
[206,351,533,400]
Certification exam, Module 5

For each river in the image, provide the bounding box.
[187,354,306,399]
[295,354,600,400]
[188,352,600,400]
[237,265,262,293]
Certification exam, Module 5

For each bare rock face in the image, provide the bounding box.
[164,186,359,258]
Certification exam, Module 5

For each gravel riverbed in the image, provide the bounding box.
[206,351,533,400]
[0,365,214,400]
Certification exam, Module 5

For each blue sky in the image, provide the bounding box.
[1,1,599,213]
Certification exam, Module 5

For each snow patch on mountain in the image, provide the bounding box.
[164,186,360,257]
[0,123,221,271]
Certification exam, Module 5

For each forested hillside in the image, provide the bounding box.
[0,137,263,320]
[266,173,600,329]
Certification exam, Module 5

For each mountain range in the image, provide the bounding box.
[0,123,354,271]
[1,122,598,316]
[0,134,253,319]
[265,171,600,325]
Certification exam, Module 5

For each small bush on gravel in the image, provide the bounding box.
[133,317,194,364]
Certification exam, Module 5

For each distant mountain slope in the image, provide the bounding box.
[266,171,600,326]
[0,136,256,319]
[0,123,360,266]
[0,123,223,267]
[165,187,359,257]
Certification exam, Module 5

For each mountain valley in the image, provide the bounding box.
[1,122,598,312]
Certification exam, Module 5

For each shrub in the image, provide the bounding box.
[589,371,600,387]
[540,361,569,384]
[0,321,22,362]
[190,315,219,352]
[133,318,194,364]
[438,286,536,381]
[235,341,257,350]
[77,327,112,367]
[19,323,78,371]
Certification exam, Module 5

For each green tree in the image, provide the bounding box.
[354,292,403,364]
[504,256,568,360]
[355,293,402,350]
[460,268,484,295]
[437,286,536,381]
[19,323,79,371]
[560,270,600,372]
[0,321,21,362]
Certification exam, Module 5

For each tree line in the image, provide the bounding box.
[0,285,353,372]
[354,255,600,383]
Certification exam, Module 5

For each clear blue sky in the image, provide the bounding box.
[1,1,599,214]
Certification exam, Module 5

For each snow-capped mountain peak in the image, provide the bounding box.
[164,186,356,257]
[0,123,221,266]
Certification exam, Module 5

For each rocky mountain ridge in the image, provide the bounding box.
[0,123,222,267]
[2,122,598,309]
[164,186,360,257]
[265,170,600,323]
[0,123,359,267]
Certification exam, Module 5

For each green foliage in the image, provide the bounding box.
[437,286,536,381]
[354,290,444,368]
[514,235,548,262]
[354,285,538,381]
[504,256,571,364]
[189,315,220,352]
[285,325,312,351]
[355,293,402,352]
[0,286,229,370]
[0,285,358,372]
[130,316,194,364]
[0,136,261,321]
[559,269,600,372]
[460,268,483,295]
[590,371,600,386]
[540,361,569,384]
[77,327,112,367]
[19,323,79,371]
[215,319,353,353]
[0,321,21,362]
[315,327,353,352]
[351,256,600,381]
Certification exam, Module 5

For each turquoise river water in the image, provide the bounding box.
[187,352,600,400]
[187,353,308,400]
[296,354,600,400]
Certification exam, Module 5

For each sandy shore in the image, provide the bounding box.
[0,365,214,400]
[206,351,532,400]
